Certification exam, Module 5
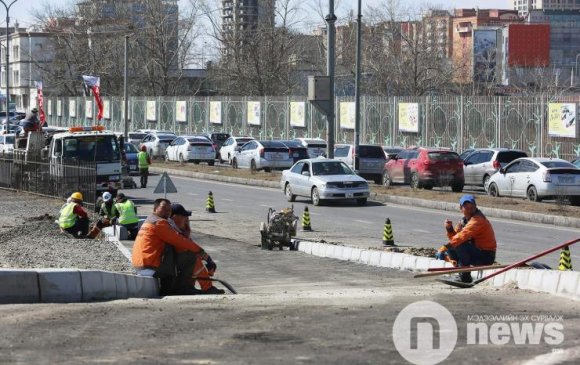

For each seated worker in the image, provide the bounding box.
[132,198,224,295]
[18,108,40,137]
[443,194,497,283]
[114,193,139,240]
[170,203,223,295]
[58,192,90,238]
[86,192,119,238]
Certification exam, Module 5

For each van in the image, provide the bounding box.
[334,144,386,184]
[294,137,327,158]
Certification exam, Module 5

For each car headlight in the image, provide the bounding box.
[319,183,326,189]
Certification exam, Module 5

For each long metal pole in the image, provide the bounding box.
[123,35,129,140]
[1,0,18,115]
[326,0,337,159]
[354,0,362,160]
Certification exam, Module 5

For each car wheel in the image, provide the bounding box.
[483,175,490,188]
[250,160,257,174]
[179,154,185,164]
[527,186,541,202]
[232,158,238,169]
[423,183,433,190]
[208,160,215,166]
[410,172,421,189]
[217,152,223,163]
[149,149,154,160]
[451,183,464,193]
[570,196,580,206]
[228,153,232,165]
[488,182,499,197]
[356,198,367,206]
[193,161,200,165]
[285,183,296,202]
[264,167,272,173]
[311,187,322,206]
[164,152,169,162]
[382,171,392,188]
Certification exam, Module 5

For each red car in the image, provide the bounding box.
[382,147,465,192]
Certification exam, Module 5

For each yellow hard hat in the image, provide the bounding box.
[70,192,83,200]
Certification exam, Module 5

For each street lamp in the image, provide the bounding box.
[0,0,19,115]
[575,53,580,86]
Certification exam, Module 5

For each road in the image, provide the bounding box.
[128,173,580,266]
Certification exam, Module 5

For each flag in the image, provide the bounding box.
[34,81,46,126]
[82,75,103,121]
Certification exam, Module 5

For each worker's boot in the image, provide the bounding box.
[199,286,225,295]
[455,272,473,283]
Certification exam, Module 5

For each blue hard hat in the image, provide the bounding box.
[459,194,476,207]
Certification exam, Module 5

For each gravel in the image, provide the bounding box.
[0,191,133,273]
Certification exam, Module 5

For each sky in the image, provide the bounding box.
[6,0,510,28]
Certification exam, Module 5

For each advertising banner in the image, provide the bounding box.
[247,101,261,125]
[69,100,76,117]
[548,103,576,138]
[210,101,222,124]
[398,103,419,133]
[47,100,52,116]
[146,100,156,121]
[290,102,305,127]
[57,100,62,117]
[473,29,498,82]
[176,101,187,122]
[85,100,93,119]
[339,102,355,129]
[103,100,110,119]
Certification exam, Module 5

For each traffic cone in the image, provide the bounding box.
[382,218,395,246]
[302,206,312,231]
[559,246,572,271]
[205,191,216,213]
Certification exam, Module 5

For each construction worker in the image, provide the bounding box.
[114,193,139,240]
[170,203,223,294]
[137,145,151,188]
[58,192,90,238]
[18,108,40,137]
[132,198,223,295]
[443,194,497,283]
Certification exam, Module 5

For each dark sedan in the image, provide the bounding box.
[123,142,140,174]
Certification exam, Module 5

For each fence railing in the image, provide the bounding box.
[44,95,580,160]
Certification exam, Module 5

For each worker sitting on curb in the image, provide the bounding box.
[443,194,497,283]
[132,198,224,295]
[58,192,90,239]
[87,192,119,239]
[114,193,139,240]
[169,203,224,295]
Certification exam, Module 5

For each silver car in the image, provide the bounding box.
[334,144,386,184]
[463,148,527,187]
[232,140,294,172]
[281,159,370,206]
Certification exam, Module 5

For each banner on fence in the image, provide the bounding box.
[290,102,305,127]
[146,101,157,121]
[69,100,76,117]
[548,103,576,138]
[340,102,355,129]
[47,100,52,116]
[85,100,93,119]
[398,102,419,133]
[57,100,62,116]
[247,101,261,125]
[210,101,222,124]
[176,101,187,122]
[103,100,110,119]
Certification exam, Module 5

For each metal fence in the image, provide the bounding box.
[44,94,580,160]
[0,154,97,207]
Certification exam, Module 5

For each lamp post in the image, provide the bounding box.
[574,53,580,86]
[0,0,19,115]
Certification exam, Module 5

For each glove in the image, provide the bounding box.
[205,256,217,272]
[111,217,118,225]
[435,251,446,261]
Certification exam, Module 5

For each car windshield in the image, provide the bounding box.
[187,138,210,143]
[213,134,230,142]
[4,136,14,144]
[129,133,147,140]
[541,161,575,168]
[236,138,253,144]
[428,151,461,161]
[63,135,121,162]
[497,151,527,163]
[312,161,354,175]
[124,143,139,153]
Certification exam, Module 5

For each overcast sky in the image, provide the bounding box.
[8,0,510,28]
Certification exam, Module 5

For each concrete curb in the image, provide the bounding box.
[150,166,580,229]
[295,239,580,301]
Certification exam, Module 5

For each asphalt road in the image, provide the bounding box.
[125,173,580,267]
[3,232,580,364]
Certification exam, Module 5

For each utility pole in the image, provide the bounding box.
[0,0,19,114]
[325,0,337,158]
[123,35,129,140]
[354,0,362,159]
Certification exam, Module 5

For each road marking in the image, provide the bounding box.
[309,212,321,215]
[222,198,233,201]
[355,219,371,224]
[259,204,271,208]
[187,193,199,196]
[413,229,430,233]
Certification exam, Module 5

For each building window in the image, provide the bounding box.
[1,70,5,87]
[12,45,18,61]
[13,70,18,85]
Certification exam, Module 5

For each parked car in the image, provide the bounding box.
[219,136,255,164]
[122,142,140,174]
[280,140,309,163]
[294,137,327,158]
[486,157,580,205]
[139,132,177,159]
[572,158,580,168]
[203,132,231,159]
[232,140,293,172]
[383,147,465,191]
[0,123,20,135]
[459,148,476,161]
[281,158,369,206]
[127,132,149,145]
[0,134,15,154]
[334,144,387,184]
[463,148,528,187]
[165,135,215,165]
[382,146,403,159]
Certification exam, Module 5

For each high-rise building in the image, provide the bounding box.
[222,0,275,34]
[512,0,580,15]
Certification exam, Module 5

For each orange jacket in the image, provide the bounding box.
[446,210,497,251]
[132,215,203,269]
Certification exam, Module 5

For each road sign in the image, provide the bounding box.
[153,172,178,198]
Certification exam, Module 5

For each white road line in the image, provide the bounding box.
[413,229,430,233]
[171,175,279,191]
[222,198,234,201]
[259,204,271,208]
[187,193,199,196]
[354,219,371,224]
[309,212,321,215]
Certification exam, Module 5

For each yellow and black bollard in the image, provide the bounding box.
[559,246,572,271]
[382,218,395,246]
[205,191,216,213]
[302,206,312,231]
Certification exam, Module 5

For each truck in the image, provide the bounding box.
[13,126,122,203]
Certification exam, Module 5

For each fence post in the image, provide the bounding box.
[459,95,464,152]
[497,97,501,149]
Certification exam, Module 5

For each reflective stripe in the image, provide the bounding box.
[137,151,149,169]
[59,202,77,229]
[116,200,139,224]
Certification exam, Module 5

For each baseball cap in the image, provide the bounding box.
[171,203,191,217]
[459,194,476,207]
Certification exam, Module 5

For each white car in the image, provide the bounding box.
[0,133,15,154]
[219,136,255,164]
[294,137,327,158]
[232,140,293,172]
[281,159,369,206]
[165,136,215,165]
[486,157,580,206]
[139,132,176,158]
